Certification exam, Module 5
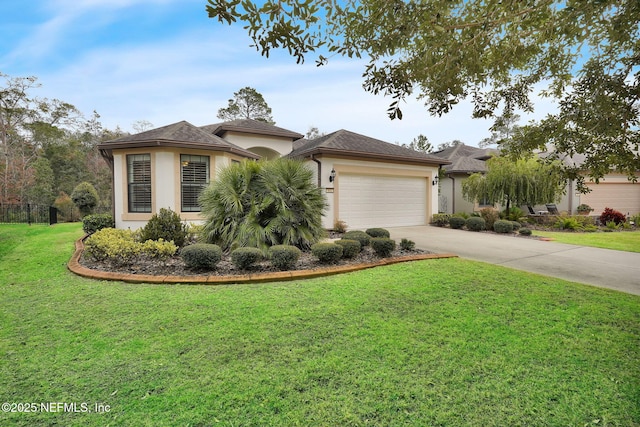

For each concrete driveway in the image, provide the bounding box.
[388,225,640,296]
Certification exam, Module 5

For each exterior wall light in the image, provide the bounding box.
[329,168,336,183]
[432,175,439,186]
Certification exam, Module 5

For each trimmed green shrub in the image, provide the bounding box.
[519,228,532,236]
[231,247,263,270]
[269,245,301,270]
[365,228,390,238]
[335,239,361,259]
[140,208,188,247]
[370,237,396,257]
[466,217,486,231]
[311,242,343,264]
[511,221,521,231]
[181,244,222,270]
[71,181,99,217]
[342,230,370,248]
[141,239,178,260]
[82,214,115,235]
[493,219,514,233]
[479,208,499,231]
[449,216,466,229]
[431,213,450,227]
[399,238,415,251]
[84,228,141,264]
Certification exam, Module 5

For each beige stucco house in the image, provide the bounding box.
[98,119,450,230]
[432,144,640,216]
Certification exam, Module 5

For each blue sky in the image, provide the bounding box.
[1,0,557,147]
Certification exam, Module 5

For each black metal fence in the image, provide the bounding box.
[0,203,56,225]
[0,203,112,225]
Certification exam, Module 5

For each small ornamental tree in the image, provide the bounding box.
[71,181,99,217]
[140,208,188,247]
[463,157,565,214]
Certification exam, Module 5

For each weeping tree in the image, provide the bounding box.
[462,157,565,214]
[199,158,327,252]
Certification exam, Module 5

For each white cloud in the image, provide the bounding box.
[14,1,559,147]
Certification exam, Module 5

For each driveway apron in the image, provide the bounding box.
[388,226,640,296]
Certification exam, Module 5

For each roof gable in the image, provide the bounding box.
[433,143,497,161]
[289,129,450,166]
[201,119,304,140]
[98,121,260,159]
[432,143,497,173]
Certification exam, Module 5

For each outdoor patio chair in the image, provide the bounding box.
[545,204,560,215]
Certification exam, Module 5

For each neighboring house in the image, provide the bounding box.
[431,145,640,216]
[551,153,640,217]
[580,174,640,216]
[431,144,497,214]
[98,119,449,230]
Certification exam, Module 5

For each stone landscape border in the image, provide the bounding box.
[68,236,458,285]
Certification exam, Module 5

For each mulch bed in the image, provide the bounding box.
[79,243,431,278]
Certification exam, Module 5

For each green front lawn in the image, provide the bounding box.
[1,224,639,426]
[534,229,640,252]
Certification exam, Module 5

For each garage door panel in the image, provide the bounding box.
[339,174,427,229]
[583,183,640,215]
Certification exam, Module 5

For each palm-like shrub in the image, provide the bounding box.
[260,158,328,249]
[199,159,327,251]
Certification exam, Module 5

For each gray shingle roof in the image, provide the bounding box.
[431,143,497,173]
[98,120,260,159]
[444,157,488,173]
[201,119,304,140]
[288,129,450,166]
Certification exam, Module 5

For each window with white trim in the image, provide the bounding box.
[478,194,493,207]
[181,154,210,212]
[127,154,151,213]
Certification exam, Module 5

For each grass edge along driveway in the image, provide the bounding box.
[1,223,639,426]
[534,229,640,253]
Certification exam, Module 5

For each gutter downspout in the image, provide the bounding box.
[449,175,455,214]
[568,179,574,214]
[310,154,322,188]
[99,149,116,220]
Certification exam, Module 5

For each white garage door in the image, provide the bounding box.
[583,183,640,216]
[339,174,428,229]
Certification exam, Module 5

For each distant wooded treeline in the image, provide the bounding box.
[0,72,128,211]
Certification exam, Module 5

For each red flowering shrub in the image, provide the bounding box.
[600,207,626,225]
